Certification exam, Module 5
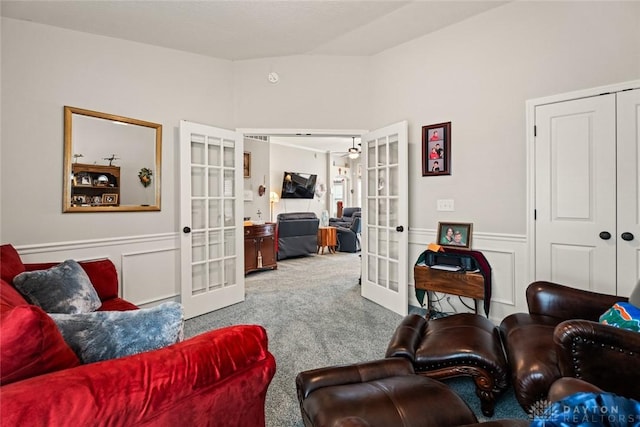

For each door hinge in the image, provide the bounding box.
[534,209,537,220]
[533,126,537,137]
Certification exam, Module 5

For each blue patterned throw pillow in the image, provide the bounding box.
[49,302,184,364]
[600,302,640,333]
[13,259,101,314]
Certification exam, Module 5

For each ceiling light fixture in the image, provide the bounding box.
[348,137,359,159]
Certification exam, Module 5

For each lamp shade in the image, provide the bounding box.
[269,191,280,203]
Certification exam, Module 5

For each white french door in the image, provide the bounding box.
[361,121,409,315]
[179,121,244,319]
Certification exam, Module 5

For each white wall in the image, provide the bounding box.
[370,1,640,235]
[232,55,371,129]
[243,137,270,221]
[1,18,234,245]
[269,143,328,220]
[3,2,639,316]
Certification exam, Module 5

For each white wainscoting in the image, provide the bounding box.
[15,233,181,308]
[408,228,529,323]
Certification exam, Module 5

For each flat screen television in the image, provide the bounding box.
[281,172,317,199]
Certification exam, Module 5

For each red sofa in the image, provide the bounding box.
[0,244,276,427]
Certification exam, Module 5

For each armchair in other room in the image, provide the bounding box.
[276,212,319,260]
[336,212,361,253]
[329,207,361,229]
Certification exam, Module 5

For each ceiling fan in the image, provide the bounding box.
[347,137,360,159]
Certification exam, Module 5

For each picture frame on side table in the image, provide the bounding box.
[437,221,473,249]
[422,122,451,176]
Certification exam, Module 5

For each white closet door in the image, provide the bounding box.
[617,88,640,297]
[534,94,617,294]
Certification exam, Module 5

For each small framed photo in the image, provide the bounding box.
[422,122,451,176]
[101,193,118,205]
[243,152,251,178]
[437,222,473,249]
[72,194,87,205]
[76,173,92,186]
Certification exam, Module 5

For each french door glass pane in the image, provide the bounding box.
[389,261,399,292]
[224,229,236,256]
[389,137,399,165]
[208,169,221,197]
[191,137,205,164]
[378,199,387,226]
[389,228,399,260]
[378,138,388,165]
[367,140,376,168]
[223,143,235,168]
[192,263,206,296]
[368,199,376,225]
[224,200,235,226]
[224,258,236,286]
[192,167,205,197]
[208,200,222,228]
[192,231,206,263]
[389,166,398,196]
[208,140,221,166]
[192,200,206,230]
[208,230,222,259]
[378,169,387,196]
[378,228,388,257]
[368,226,377,253]
[367,255,376,283]
[378,258,388,288]
[208,260,223,289]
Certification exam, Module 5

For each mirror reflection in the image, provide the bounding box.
[63,106,162,212]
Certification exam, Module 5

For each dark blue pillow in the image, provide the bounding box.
[13,260,101,314]
[49,302,183,364]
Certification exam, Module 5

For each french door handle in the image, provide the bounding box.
[396,225,404,232]
[621,232,634,241]
[183,226,191,234]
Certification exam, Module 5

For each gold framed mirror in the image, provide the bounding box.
[63,106,162,212]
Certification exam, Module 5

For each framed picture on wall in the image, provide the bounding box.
[422,122,451,176]
[437,221,473,249]
[243,152,251,178]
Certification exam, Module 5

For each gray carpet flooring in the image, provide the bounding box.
[184,252,528,426]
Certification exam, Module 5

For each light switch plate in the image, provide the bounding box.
[437,199,454,211]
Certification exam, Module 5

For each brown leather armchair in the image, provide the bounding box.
[500,281,640,412]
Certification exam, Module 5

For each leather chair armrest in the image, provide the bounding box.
[384,314,427,361]
[295,358,413,402]
[553,319,640,400]
[547,377,603,402]
[526,281,624,321]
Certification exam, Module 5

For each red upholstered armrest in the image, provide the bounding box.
[295,358,414,402]
[526,281,624,321]
[1,325,276,427]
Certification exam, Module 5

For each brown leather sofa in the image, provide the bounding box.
[500,281,640,412]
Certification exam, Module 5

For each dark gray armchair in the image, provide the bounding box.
[336,213,361,253]
[276,212,319,260]
[329,207,361,228]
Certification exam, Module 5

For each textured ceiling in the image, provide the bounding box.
[1,1,506,61]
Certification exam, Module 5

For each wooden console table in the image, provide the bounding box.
[414,265,487,316]
[317,226,337,254]
[244,223,277,275]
